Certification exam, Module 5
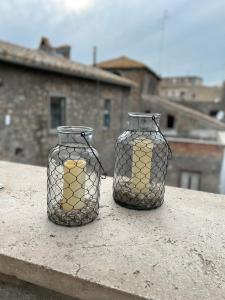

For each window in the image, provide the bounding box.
[112,71,122,76]
[103,99,111,128]
[15,148,24,156]
[147,79,153,94]
[145,110,151,113]
[167,114,175,129]
[209,110,218,117]
[180,91,186,99]
[50,97,66,129]
[180,171,200,190]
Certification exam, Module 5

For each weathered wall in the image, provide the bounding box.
[177,100,224,117]
[0,62,129,174]
[159,80,224,120]
[142,95,225,193]
[167,141,224,193]
[101,68,160,112]
[142,95,224,139]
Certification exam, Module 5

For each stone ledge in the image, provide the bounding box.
[0,161,225,300]
[0,272,76,300]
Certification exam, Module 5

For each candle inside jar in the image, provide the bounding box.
[61,159,86,212]
[131,138,153,193]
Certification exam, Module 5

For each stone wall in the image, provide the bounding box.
[177,100,224,118]
[0,62,130,174]
[159,80,224,120]
[141,95,225,193]
[142,95,224,139]
[102,68,160,112]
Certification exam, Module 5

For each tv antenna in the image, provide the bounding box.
[158,10,169,76]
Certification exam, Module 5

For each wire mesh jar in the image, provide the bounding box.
[113,113,171,210]
[47,126,101,226]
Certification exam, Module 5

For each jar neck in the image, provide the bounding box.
[128,113,161,131]
[57,126,93,146]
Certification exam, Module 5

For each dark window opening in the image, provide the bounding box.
[209,110,218,117]
[15,148,24,156]
[180,91,186,99]
[50,97,66,129]
[145,110,151,113]
[148,80,156,95]
[103,99,111,128]
[167,114,175,129]
[112,71,122,76]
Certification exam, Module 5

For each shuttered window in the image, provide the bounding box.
[50,97,66,129]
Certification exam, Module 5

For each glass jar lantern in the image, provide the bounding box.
[113,113,171,210]
[47,126,101,226]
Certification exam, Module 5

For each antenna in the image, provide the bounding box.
[158,10,169,76]
[93,46,97,66]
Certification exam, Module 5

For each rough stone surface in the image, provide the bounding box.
[0,61,130,175]
[98,66,160,112]
[0,161,225,300]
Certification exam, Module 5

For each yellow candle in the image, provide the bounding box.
[132,138,153,193]
[61,159,86,212]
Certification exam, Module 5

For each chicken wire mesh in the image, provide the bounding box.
[113,113,171,210]
[47,127,102,226]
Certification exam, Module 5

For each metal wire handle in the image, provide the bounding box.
[152,116,172,160]
[81,132,106,178]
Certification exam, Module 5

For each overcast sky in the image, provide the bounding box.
[0,0,224,85]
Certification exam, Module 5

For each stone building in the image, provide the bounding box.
[159,76,224,121]
[98,58,225,193]
[142,95,225,193]
[0,39,133,173]
[1,41,225,193]
[97,56,160,111]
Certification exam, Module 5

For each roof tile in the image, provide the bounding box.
[0,40,134,88]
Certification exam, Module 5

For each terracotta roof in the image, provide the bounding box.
[0,40,134,88]
[97,56,160,79]
[142,94,225,130]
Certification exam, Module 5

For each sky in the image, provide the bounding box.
[0,0,225,85]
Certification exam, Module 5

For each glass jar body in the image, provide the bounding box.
[47,127,100,226]
[113,114,169,209]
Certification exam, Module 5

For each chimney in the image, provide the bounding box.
[55,45,71,59]
[93,46,97,66]
[39,37,71,59]
[39,37,52,51]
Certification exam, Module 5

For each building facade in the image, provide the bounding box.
[142,94,225,193]
[1,43,225,194]
[97,56,160,111]
[98,58,225,194]
[159,76,224,121]
[0,39,133,174]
